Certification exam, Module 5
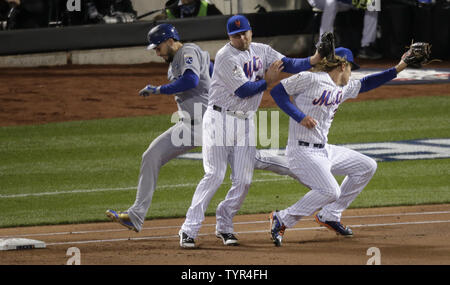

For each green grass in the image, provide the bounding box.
[0,96,449,228]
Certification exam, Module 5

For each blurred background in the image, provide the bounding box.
[0,0,449,67]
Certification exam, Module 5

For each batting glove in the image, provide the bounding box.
[139,84,161,97]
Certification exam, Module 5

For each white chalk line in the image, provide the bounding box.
[44,219,450,246]
[0,177,291,199]
[2,210,449,239]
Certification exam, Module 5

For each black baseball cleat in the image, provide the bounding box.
[315,214,353,237]
[179,230,196,248]
[215,231,239,246]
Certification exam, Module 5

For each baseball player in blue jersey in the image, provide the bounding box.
[104,23,315,233]
[178,15,335,248]
[268,42,414,246]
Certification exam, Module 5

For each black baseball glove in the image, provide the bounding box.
[316,32,336,62]
[401,41,433,68]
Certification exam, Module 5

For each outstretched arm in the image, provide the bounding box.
[160,69,199,94]
[395,60,408,74]
[139,69,199,96]
[359,40,432,94]
[359,59,408,94]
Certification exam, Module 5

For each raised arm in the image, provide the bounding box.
[358,51,414,94]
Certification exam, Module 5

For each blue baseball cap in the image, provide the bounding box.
[335,47,360,70]
[227,14,251,35]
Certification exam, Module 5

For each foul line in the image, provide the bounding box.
[45,219,450,246]
[2,210,450,239]
[0,177,291,199]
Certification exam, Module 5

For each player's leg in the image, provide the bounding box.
[318,145,377,222]
[180,146,228,239]
[180,108,228,239]
[214,115,257,245]
[276,147,341,228]
[309,0,354,36]
[312,0,350,35]
[320,0,339,36]
[360,11,378,48]
[270,146,341,245]
[254,149,296,178]
[215,145,256,236]
[125,122,197,232]
[357,10,382,59]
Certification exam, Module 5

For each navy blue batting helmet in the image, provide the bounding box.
[147,23,180,50]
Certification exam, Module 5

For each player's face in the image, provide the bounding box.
[229,30,252,51]
[154,39,175,63]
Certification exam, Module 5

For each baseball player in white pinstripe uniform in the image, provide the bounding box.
[269,46,409,246]
[105,23,298,234]
[179,15,328,248]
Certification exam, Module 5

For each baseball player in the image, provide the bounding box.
[268,41,430,246]
[104,23,301,233]
[178,15,334,248]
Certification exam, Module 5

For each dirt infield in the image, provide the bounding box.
[1,204,449,265]
[0,59,449,127]
[1,59,449,266]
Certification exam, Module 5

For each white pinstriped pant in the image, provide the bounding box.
[126,118,293,233]
[278,143,377,228]
[181,106,256,238]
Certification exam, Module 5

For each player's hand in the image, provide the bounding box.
[139,84,161,97]
[265,60,284,86]
[300,115,317,129]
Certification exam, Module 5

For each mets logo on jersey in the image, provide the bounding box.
[313,90,343,106]
[184,55,193,65]
[243,56,263,79]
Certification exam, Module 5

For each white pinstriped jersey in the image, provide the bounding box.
[208,42,284,113]
[280,71,362,145]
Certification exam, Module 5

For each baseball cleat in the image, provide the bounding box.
[105,209,138,232]
[269,211,286,247]
[315,214,353,237]
[215,231,239,246]
[179,230,196,249]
